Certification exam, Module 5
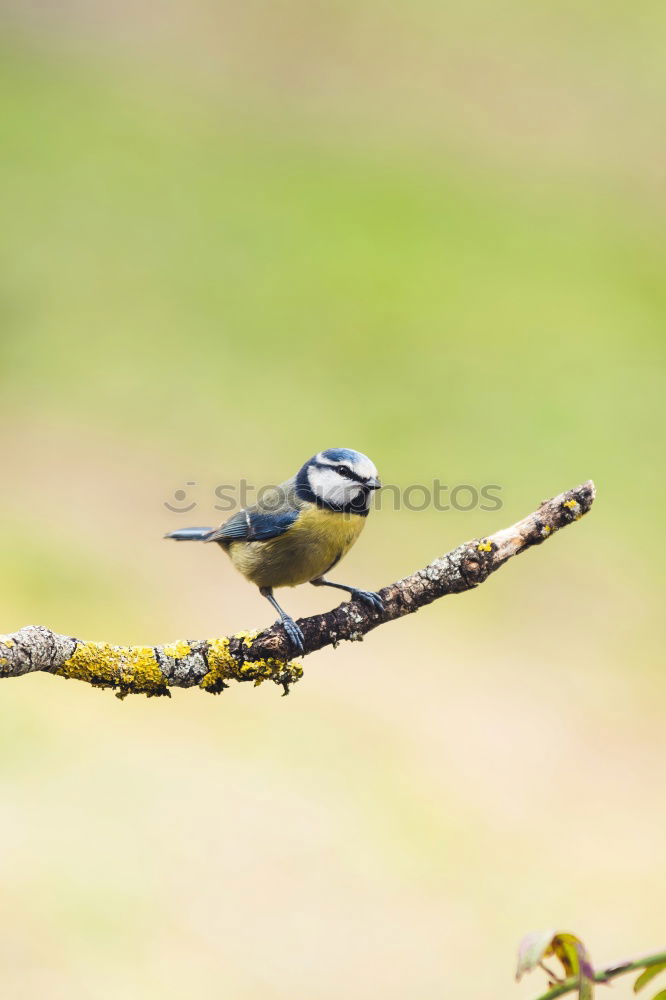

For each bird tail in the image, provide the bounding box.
[164,527,214,541]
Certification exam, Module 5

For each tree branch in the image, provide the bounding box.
[0,480,595,698]
[531,949,666,1000]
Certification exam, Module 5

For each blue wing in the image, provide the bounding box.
[206,507,299,544]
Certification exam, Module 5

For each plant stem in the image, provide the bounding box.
[532,951,666,1000]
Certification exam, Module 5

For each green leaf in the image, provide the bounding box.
[650,991,666,1000]
[551,933,595,1000]
[516,930,594,999]
[634,964,666,993]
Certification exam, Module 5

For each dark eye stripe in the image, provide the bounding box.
[312,460,366,485]
[337,465,365,484]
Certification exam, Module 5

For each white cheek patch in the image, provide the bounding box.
[338,482,364,506]
[308,467,362,507]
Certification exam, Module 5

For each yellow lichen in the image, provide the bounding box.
[57,641,170,698]
[200,636,303,694]
[200,637,236,692]
[234,630,258,649]
[477,541,492,552]
[0,657,6,667]
[0,637,15,648]
[53,634,302,698]
[563,498,582,520]
[163,640,191,658]
[241,656,304,691]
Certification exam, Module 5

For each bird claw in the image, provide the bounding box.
[279,616,305,655]
[350,589,384,614]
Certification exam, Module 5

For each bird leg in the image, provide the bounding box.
[310,577,384,614]
[259,587,305,654]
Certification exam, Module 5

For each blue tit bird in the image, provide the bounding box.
[165,448,383,653]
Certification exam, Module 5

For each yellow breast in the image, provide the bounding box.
[227,504,366,589]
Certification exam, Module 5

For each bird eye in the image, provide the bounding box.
[338,465,352,478]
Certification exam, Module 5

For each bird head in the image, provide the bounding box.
[297,448,381,514]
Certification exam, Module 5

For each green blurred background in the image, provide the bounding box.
[1,3,664,998]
